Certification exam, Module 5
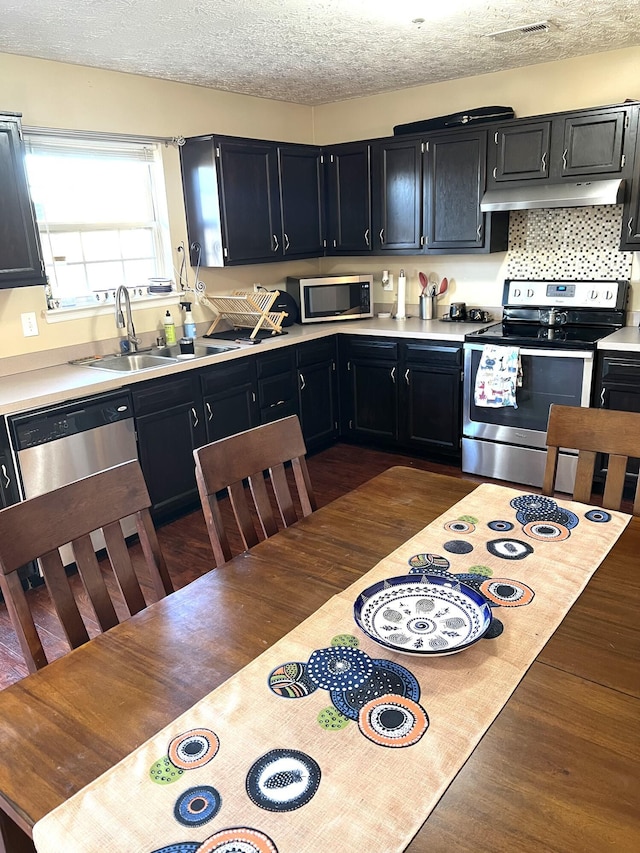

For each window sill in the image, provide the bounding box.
[45,291,180,323]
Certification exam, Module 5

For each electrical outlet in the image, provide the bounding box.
[21,312,39,337]
[253,283,261,292]
[382,273,394,292]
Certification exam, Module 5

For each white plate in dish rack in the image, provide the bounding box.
[353,573,492,656]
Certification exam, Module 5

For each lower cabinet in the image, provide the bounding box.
[297,337,339,449]
[201,359,258,441]
[595,350,640,481]
[131,374,205,523]
[340,335,463,456]
[256,349,298,425]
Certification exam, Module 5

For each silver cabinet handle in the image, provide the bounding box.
[284,232,290,251]
[252,392,256,403]
[272,234,279,252]
[390,366,396,383]
[600,387,605,407]
[1,464,10,489]
[494,131,499,145]
[333,238,337,248]
[562,148,568,169]
[404,368,410,385]
[270,400,285,408]
[191,407,199,427]
[628,217,634,238]
[206,402,213,421]
[541,152,547,172]
[379,228,385,244]
[364,228,370,247]
[477,224,482,239]
[299,372,306,391]
[492,166,497,179]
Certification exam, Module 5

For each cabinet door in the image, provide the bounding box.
[373,138,423,253]
[325,142,372,254]
[620,131,640,249]
[256,348,299,425]
[201,359,258,441]
[425,131,487,250]
[0,115,46,288]
[488,121,551,183]
[278,145,324,258]
[136,403,201,522]
[0,450,19,509]
[216,137,281,263]
[341,338,398,441]
[559,110,628,178]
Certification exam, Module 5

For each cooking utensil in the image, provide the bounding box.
[419,271,428,295]
[438,277,448,296]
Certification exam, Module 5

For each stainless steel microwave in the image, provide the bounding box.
[286,274,373,324]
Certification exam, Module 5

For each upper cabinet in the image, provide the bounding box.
[0,112,46,289]
[488,104,638,187]
[372,137,424,253]
[325,141,372,254]
[424,129,508,253]
[180,135,324,266]
[620,117,640,250]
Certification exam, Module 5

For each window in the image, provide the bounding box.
[23,133,172,310]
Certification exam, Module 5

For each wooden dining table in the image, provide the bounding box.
[0,466,638,853]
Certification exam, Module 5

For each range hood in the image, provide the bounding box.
[480,178,623,212]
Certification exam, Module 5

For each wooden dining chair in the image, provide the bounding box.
[542,404,640,514]
[194,415,317,566]
[0,460,173,673]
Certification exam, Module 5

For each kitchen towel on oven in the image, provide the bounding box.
[474,345,522,407]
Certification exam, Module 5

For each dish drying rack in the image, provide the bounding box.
[204,291,288,339]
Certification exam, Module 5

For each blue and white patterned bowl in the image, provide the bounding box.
[354,573,493,657]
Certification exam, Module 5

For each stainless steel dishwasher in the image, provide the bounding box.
[6,390,138,566]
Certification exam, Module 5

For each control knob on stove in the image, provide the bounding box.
[513,288,521,297]
[527,289,534,297]
[589,289,599,300]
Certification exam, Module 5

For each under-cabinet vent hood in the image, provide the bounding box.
[480,179,623,212]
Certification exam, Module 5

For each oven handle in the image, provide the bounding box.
[463,343,594,360]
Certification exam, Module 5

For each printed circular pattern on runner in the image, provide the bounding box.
[246,749,321,812]
[585,509,612,523]
[522,520,570,542]
[444,520,476,534]
[358,694,429,748]
[196,827,279,853]
[443,540,474,555]
[486,538,534,560]
[516,507,579,529]
[268,662,318,699]
[480,578,535,607]
[174,786,222,827]
[330,659,420,721]
[487,520,514,532]
[306,646,373,691]
[168,729,219,770]
[408,553,451,575]
[484,618,504,639]
[152,844,200,853]
[510,494,558,515]
[150,756,184,785]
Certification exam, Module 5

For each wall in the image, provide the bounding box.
[1,46,639,365]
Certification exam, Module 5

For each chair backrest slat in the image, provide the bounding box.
[543,404,640,515]
[0,460,173,672]
[194,416,316,567]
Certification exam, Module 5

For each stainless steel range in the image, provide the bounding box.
[462,279,628,491]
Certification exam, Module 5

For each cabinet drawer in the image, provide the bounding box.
[601,354,640,384]
[297,337,336,367]
[260,399,298,424]
[131,375,196,416]
[256,349,294,379]
[403,342,462,367]
[258,372,297,409]
[200,358,256,394]
[346,337,397,360]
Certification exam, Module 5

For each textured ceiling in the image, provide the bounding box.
[1,1,639,105]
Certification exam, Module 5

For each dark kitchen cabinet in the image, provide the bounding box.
[0,112,46,289]
[256,348,299,425]
[296,337,338,449]
[325,141,372,254]
[400,341,462,455]
[487,103,638,188]
[620,128,640,249]
[131,374,205,523]
[200,358,258,441]
[372,137,423,253]
[0,420,19,510]
[180,134,324,266]
[595,351,640,483]
[424,130,508,253]
[340,336,398,442]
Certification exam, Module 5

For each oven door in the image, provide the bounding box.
[463,344,593,447]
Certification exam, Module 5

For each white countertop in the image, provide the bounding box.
[0,317,489,417]
[597,325,640,352]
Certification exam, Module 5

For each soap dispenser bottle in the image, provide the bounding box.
[164,309,177,345]
[181,301,197,339]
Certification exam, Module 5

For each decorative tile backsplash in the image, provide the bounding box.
[506,205,633,280]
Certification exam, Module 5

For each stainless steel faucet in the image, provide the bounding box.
[115,285,140,352]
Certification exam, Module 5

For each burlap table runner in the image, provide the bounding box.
[33,483,630,853]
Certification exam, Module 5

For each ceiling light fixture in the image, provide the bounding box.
[412,17,426,29]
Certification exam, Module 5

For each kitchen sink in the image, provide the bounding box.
[74,353,181,372]
[155,343,239,358]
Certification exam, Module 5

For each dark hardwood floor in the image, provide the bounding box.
[0,441,626,690]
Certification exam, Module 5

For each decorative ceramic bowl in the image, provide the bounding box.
[353,573,492,656]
